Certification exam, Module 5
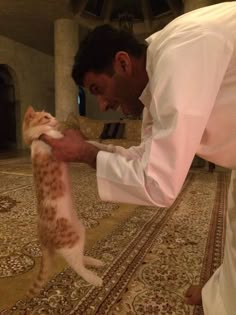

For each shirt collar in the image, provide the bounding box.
[139,83,152,108]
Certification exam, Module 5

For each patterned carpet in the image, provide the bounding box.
[0,158,230,315]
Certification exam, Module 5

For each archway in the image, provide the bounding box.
[0,65,16,151]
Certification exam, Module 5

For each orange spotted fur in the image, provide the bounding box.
[22,106,103,297]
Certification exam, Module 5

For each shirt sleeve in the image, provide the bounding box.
[112,108,153,160]
[96,29,233,207]
[113,142,145,160]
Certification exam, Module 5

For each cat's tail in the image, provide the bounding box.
[26,247,52,298]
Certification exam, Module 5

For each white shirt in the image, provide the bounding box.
[96,2,236,207]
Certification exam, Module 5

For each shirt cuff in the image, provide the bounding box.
[96,150,114,201]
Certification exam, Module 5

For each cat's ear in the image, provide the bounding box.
[24,106,35,122]
[25,106,35,119]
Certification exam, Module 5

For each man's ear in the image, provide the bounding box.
[114,51,132,76]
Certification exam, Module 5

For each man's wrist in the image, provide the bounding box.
[83,143,99,169]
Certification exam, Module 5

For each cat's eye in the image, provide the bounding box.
[44,115,50,119]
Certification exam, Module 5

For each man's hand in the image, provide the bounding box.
[41,129,99,168]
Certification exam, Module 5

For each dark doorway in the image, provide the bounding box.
[0,65,16,151]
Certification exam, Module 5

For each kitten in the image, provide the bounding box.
[22,106,103,297]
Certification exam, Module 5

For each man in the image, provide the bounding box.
[43,2,236,314]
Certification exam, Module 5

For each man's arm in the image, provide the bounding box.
[41,129,99,169]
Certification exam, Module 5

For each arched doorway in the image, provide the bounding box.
[0,65,16,151]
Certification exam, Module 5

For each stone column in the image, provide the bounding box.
[184,0,215,12]
[54,18,78,121]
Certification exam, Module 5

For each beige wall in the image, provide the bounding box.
[184,0,215,12]
[0,35,54,149]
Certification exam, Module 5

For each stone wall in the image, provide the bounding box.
[0,36,54,149]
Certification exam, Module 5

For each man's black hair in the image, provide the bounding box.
[72,24,147,86]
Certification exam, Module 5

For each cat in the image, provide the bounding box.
[22,106,103,297]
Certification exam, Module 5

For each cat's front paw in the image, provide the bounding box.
[46,129,63,139]
[87,141,115,153]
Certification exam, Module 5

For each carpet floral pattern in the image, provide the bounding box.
[0,196,17,213]
[0,162,119,280]
[0,159,229,315]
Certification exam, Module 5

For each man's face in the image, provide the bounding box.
[83,70,144,116]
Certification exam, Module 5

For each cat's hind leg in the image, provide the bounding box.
[58,245,103,287]
[83,256,104,267]
[27,247,53,298]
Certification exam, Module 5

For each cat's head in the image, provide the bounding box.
[22,106,58,145]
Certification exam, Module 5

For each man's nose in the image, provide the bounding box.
[97,96,108,112]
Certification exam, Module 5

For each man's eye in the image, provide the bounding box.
[92,87,100,95]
